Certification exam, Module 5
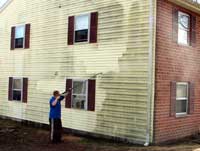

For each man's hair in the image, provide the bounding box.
[53,90,59,97]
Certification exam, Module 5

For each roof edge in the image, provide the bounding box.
[168,0,200,15]
[0,0,13,13]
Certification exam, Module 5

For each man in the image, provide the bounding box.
[49,90,68,143]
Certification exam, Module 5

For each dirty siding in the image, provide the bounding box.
[0,0,156,144]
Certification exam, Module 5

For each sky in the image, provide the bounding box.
[0,0,8,8]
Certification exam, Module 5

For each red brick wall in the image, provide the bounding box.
[154,0,200,144]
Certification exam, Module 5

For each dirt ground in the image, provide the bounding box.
[0,119,200,151]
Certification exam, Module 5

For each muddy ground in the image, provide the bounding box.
[0,119,200,151]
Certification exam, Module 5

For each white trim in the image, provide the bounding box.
[176,82,188,85]
[145,0,154,146]
[176,97,188,100]
[74,13,91,44]
[176,112,187,117]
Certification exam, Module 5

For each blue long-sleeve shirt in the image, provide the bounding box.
[49,96,64,119]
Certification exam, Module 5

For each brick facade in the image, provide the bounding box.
[154,0,200,144]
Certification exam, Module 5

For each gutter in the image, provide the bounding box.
[144,0,155,147]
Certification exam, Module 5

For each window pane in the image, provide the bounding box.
[75,15,89,30]
[75,29,88,42]
[176,100,187,113]
[73,81,86,94]
[179,15,189,30]
[178,29,188,45]
[15,26,25,38]
[176,84,188,98]
[72,95,86,109]
[13,79,22,89]
[15,38,24,48]
[13,90,21,101]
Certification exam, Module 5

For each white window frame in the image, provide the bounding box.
[12,77,23,101]
[71,79,88,110]
[74,13,91,43]
[176,82,189,116]
[14,25,25,49]
[178,11,190,46]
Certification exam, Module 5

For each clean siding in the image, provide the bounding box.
[0,0,156,144]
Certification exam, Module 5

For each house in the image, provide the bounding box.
[0,0,199,145]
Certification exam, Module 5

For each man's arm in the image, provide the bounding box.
[51,97,59,106]
[60,91,69,97]
[58,91,69,101]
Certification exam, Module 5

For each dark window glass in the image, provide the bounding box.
[176,100,187,113]
[15,38,24,48]
[72,95,86,109]
[75,29,88,42]
[13,90,21,101]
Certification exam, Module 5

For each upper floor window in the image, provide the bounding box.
[75,14,90,43]
[172,8,196,46]
[68,12,98,45]
[178,12,190,45]
[10,24,31,50]
[15,25,25,48]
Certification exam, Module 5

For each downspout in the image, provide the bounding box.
[144,0,155,147]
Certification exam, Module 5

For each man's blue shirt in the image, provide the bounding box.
[49,96,64,119]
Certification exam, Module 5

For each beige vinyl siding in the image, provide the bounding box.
[0,0,156,144]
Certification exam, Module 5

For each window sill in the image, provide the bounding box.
[11,48,30,51]
[9,100,23,103]
[176,113,188,118]
[11,48,24,50]
[73,41,89,45]
[64,108,94,112]
[177,43,191,47]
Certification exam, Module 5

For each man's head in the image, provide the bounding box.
[53,90,60,97]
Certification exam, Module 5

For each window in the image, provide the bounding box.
[10,24,31,50]
[8,77,28,103]
[170,81,195,117]
[68,12,98,45]
[178,11,190,45]
[65,79,96,111]
[75,14,90,43]
[15,25,25,48]
[12,78,22,101]
[72,80,88,110]
[176,82,188,115]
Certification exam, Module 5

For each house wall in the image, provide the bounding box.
[0,0,156,144]
[155,0,200,144]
